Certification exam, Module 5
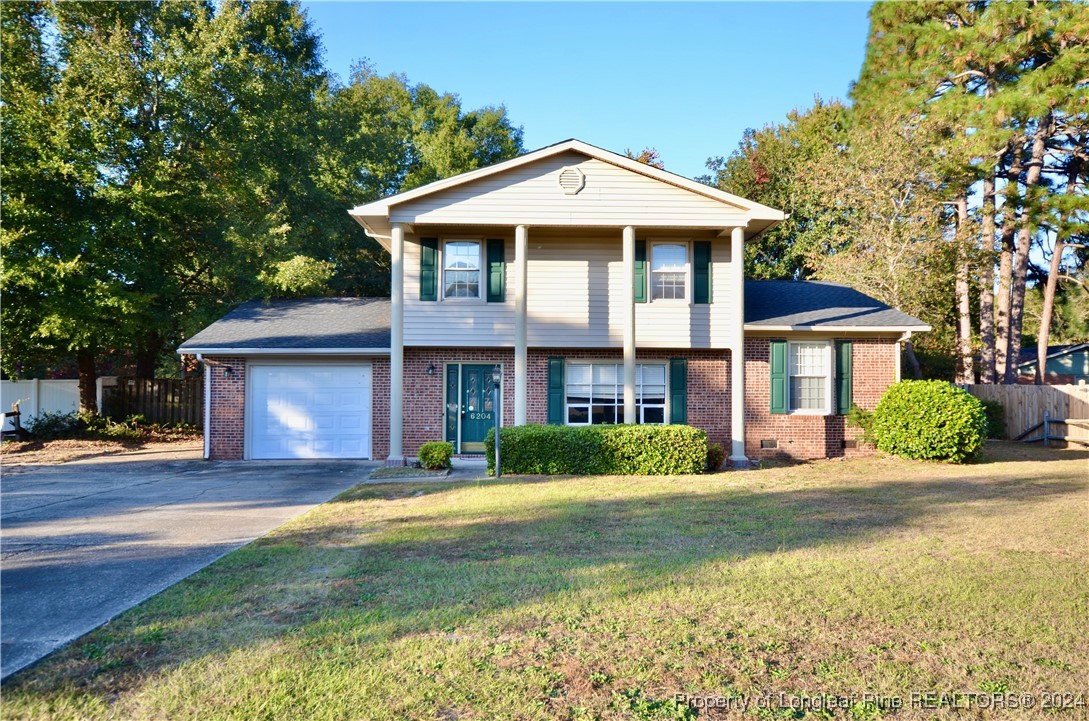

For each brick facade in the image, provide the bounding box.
[743,337,898,460]
[204,356,245,461]
[204,355,391,461]
[525,348,732,448]
[400,348,516,457]
[203,338,900,463]
[396,348,728,458]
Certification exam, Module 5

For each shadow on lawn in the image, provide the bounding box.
[5,461,1086,695]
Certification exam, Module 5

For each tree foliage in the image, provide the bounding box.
[1,1,523,401]
[700,100,851,279]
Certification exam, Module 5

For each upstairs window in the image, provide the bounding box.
[650,243,688,301]
[565,362,667,425]
[789,341,831,413]
[443,240,480,299]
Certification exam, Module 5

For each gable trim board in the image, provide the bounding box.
[350,139,783,226]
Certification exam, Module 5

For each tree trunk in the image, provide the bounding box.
[954,191,975,384]
[77,348,98,414]
[904,338,923,380]
[994,152,1024,382]
[979,170,997,384]
[134,332,162,379]
[1035,156,1082,385]
[1036,240,1065,384]
[1006,115,1051,383]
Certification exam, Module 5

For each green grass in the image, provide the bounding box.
[4,443,1088,720]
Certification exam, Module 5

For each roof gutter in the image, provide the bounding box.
[745,324,932,333]
[177,347,393,356]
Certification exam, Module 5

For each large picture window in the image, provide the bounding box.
[650,243,688,301]
[443,240,481,298]
[789,341,831,413]
[565,362,667,425]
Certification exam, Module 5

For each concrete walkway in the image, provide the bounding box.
[0,454,378,680]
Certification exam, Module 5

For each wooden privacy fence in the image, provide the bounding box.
[102,378,204,428]
[962,383,1089,445]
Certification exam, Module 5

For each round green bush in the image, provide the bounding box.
[871,380,987,463]
[418,441,454,470]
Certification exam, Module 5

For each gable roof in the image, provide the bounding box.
[177,298,390,355]
[1017,342,1089,368]
[744,280,929,332]
[349,139,784,243]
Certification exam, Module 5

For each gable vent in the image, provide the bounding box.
[557,166,585,195]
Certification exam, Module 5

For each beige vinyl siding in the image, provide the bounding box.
[403,235,517,347]
[403,229,739,349]
[389,152,750,228]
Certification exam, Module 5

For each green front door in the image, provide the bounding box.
[460,364,497,453]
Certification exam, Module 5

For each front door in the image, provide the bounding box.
[460,364,497,453]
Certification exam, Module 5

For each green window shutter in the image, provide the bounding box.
[693,241,712,304]
[419,237,438,301]
[669,358,687,424]
[486,238,505,302]
[547,358,565,425]
[835,340,853,415]
[769,340,788,415]
[445,364,458,444]
[634,240,647,303]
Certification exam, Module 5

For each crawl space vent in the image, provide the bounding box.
[557,166,585,195]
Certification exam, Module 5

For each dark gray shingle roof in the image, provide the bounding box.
[745,280,928,329]
[178,297,390,352]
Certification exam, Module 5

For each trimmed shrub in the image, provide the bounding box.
[25,411,82,440]
[485,424,707,475]
[418,441,454,470]
[705,442,727,472]
[980,399,1007,439]
[871,380,987,463]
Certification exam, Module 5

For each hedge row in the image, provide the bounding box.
[484,424,708,475]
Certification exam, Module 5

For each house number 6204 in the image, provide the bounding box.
[468,412,490,420]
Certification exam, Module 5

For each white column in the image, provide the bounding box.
[514,225,529,426]
[622,225,637,424]
[389,223,405,463]
[729,226,748,465]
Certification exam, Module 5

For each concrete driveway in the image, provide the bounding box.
[0,453,377,680]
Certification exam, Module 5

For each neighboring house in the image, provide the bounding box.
[1017,343,1089,385]
[179,139,929,464]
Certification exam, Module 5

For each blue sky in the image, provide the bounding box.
[301,2,874,180]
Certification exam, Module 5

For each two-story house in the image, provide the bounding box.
[179,139,929,465]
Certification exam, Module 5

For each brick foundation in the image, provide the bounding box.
[743,337,898,460]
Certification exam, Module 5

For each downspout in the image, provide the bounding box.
[196,353,210,460]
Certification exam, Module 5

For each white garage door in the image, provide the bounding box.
[249,365,372,460]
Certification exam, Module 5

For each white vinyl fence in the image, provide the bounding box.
[1,377,117,432]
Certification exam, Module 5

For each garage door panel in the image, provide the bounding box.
[250,365,372,460]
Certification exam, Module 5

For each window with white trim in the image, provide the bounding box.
[443,240,481,298]
[565,362,667,425]
[789,341,832,413]
[650,242,688,301]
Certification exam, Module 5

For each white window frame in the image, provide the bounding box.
[649,240,691,303]
[563,361,668,426]
[787,340,833,415]
[441,238,483,301]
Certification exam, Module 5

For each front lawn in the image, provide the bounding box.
[5,443,1087,720]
